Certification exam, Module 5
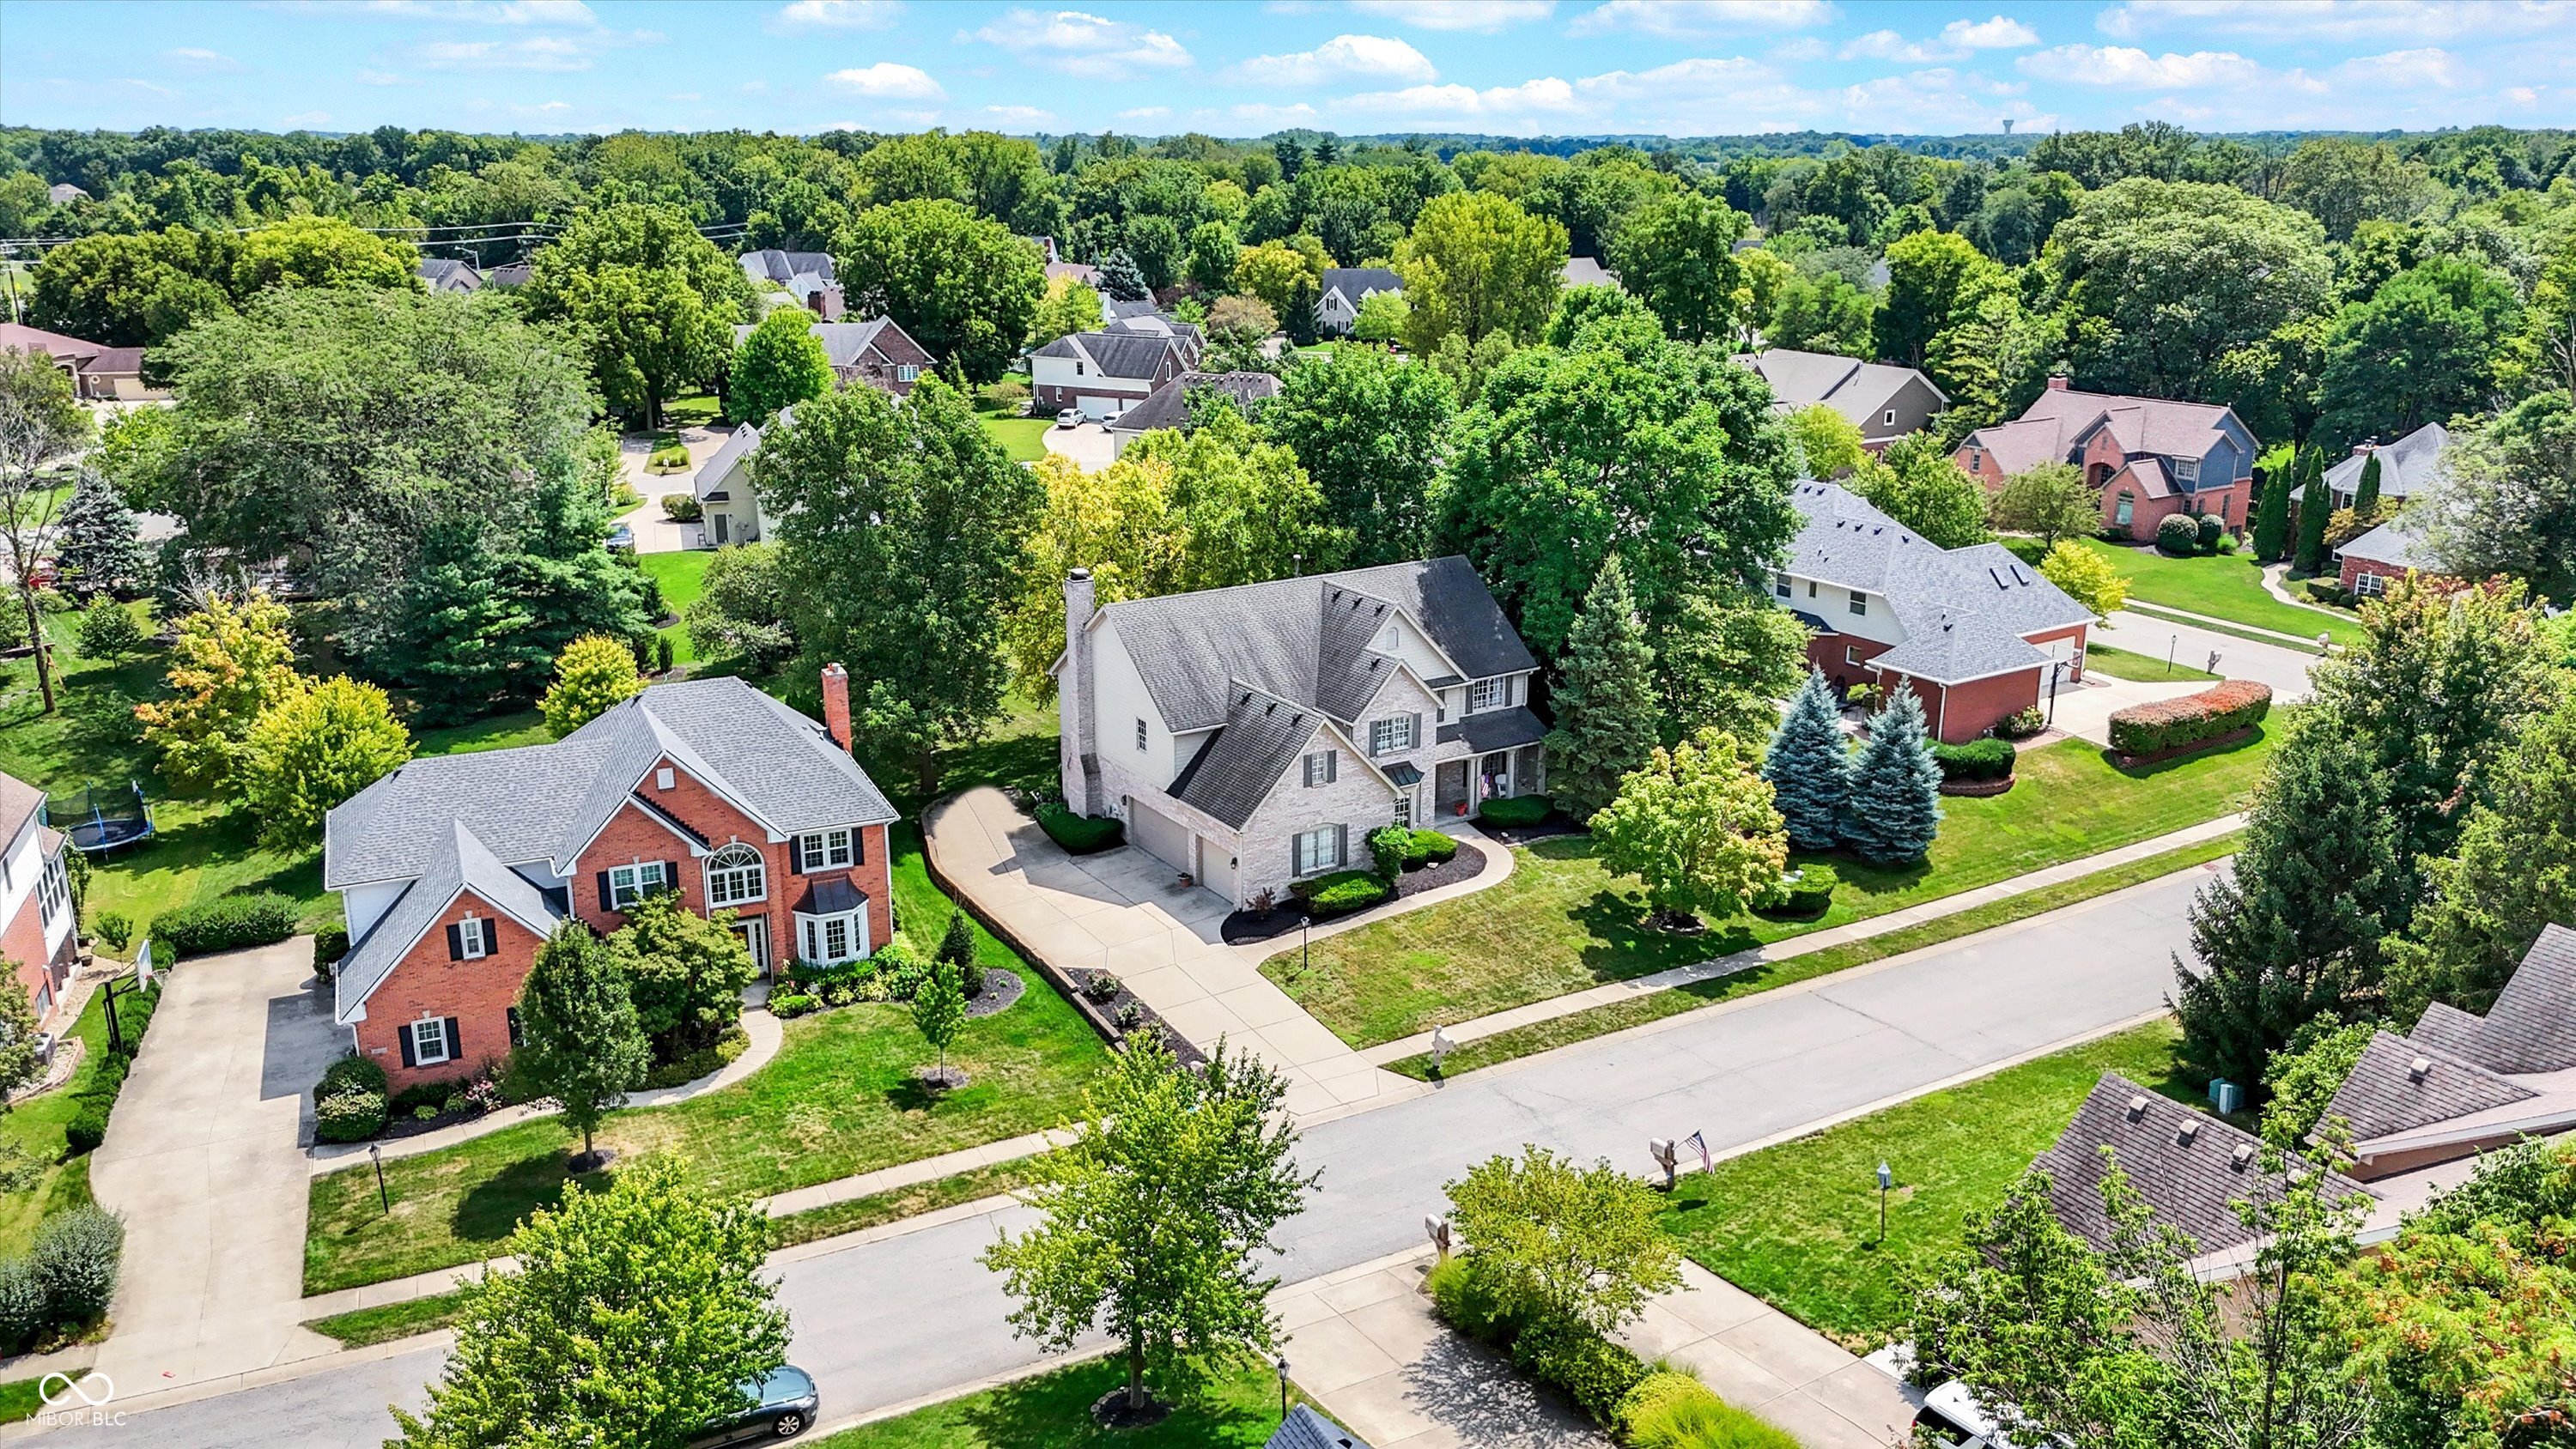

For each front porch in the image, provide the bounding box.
[1432,743,1546,821]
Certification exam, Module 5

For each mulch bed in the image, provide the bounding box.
[1218,840,1489,944]
[1065,967,1206,1067]
[374,1102,493,1143]
[963,970,1026,1019]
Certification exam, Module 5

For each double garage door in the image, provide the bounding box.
[1126,798,1235,904]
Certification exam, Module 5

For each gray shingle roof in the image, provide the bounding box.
[739,249,836,285]
[1111,371,1282,436]
[2337,506,2446,572]
[1320,267,1401,300]
[1269,1404,1372,1449]
[2410,1001,2487,1059]
[332,821,568,1026]
[729,318,912,372]
[1787,482,2092,684]
[1739,347,1943,425]
[1034,330,1181,382]
[2320,1031,2539,1144]
[2318,421,2449,502]
[1170,686,1336,829]
[2035,1073,2366,1258]
[1439,706,1546,756]
[2476,924,2576,1072]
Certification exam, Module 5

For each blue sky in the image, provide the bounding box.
[3,1,2571,140]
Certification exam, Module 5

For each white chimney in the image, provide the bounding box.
[1061,569,1099,815]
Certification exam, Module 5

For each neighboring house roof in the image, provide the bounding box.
[1320,267,1402,302]
[2034,1073,2368,1259]
[1046,260,1102,286]
[0,322,101,367]
[2325,1031,2540,1144]
[1033,330,1185,383]
[731,317,924,374]
[1786,482,2093,684]
[2337,504,2446,573]
[83,345,145,376]
[47,184,87,204]
[1110,370,1283,435]
[2472,923,2576,1073]
[416,258,482,291]
[1963,385,2250,477]
[695,418,763,504]
[1104,298,1169,322]
[487,263,532,288]
[0,772,45,849]
[1269,1404,1373,1449]
[1091,557,1535,737]
[1739,348,1944,435]
[1561,255,1619,288]
[2318,925,2576,1161]
[739,249,837,286]
[2318,421,2450,502]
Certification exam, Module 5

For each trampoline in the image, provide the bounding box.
[44,781,155,853]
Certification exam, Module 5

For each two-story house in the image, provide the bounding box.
[1054,559,1541,911]
[1953,378,2259,541]
[1736,348,1947,453]
[727,317,935,399]
[739,248,845,320]
[1777,481,2097,743]
[322,671,898,1088]
[1315,268,1402,336]
[0,772,77,1022]
[1029,321,1203,419]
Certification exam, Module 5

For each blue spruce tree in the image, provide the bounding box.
[1843,683,1942,865]
[1762,669,1848,851]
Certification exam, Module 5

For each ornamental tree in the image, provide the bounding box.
[236,676,415,848]
[984,1034,1315,1416]
[1026,275,1105,349]
[1763,670,1848,852]
[76,597,145,664]
[2038,540,2128,621]
[1786,403,1866,480]
[726,306,833,426]
[607,891,757,1061]
[1588,727,1788,932]
[1841,684,1941,866]
[390,1157,788,1449]
[1988,462,2099,551]
[1349,288,1408,344]
[1444,1145,1680,1339]
[510,922,652,1169]
[1544,555,1661,822]
[912,958,968,1088]
[540,633,646,740]
[135,591,307,794]
[936,909,983,998]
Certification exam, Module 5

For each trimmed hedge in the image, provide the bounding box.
[2155,513,2200,555]
[313,1054,392,1143]
[1477,794,1552,828]
[2108,679,2273,757]
[2306,578,2354,607]
[1400,828,1459,868]
[1428,1254,1649,1427]
[1034,803,1124,854]
[313,925,350,979]
[152,891,299,956]
[1931,737,2016,782]
[1292,870,1392,917]
[1755,862,1838,919]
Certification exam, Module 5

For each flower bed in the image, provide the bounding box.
[1063,967,1204,1067]
[2107,679,2272,761]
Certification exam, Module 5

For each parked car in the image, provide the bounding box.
[1054,407,1080,428]
[1914,1379,2066,1448]
[692,1366,817,1446]
[605,524,635,552]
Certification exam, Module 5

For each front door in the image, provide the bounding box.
[712,512,731,546]
[1479,753,1512,801]
[735,917,770,976]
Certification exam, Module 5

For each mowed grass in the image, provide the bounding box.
[2075,539,2360,646]
[817,1355,1313,1449]
[639,548,716,664]
[302,827,1109,1294]
[0,985,128,1254]
[1658,1018,2201,1349]
[2081,642,2221,684]
[1267,731,2271,1046]
[980,411,1050,464]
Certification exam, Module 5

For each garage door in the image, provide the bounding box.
[1200,845,1237,906]
[1125,797,1193,876]
[2040,637,2078,665]
[1078,392,1121,421]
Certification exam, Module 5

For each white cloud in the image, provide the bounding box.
[1120,105,1172,119]
[537,100,572,110]
[773,0,899,29]
[2503,85,2542,105]
[1941,15,2040,49]
[356,68,410,84]
[112,77,180,96]
[163,47,246,72]
[2099,0,2573,41]
[1347,0,1554,30]
[986,104,1059,125]
[415,35,597,70]
[969,9,1191,79]
[670,91,702,101]
[1233,34,1437,86]
[1232,101,1323,128]
[825,61,944,99]
[281,110,332,126]
[1841,15,2038,63]
[2019,43,2263,89]
[2328,45,2465,88]
[1840,30,1946,62]
[1571,0,1832,39]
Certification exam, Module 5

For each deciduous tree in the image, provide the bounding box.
[1854,433,1989,549]
[1543,556,1660,822]
[683,543,797,671]
[1875,228,2001,370]
[510,922,651,1169]
[912,959,967,1088]
[2318,258,2519,452]
[1025,275,1104,349]
[236,676,413,847]
[1396,191,1567,355]
[539,633,646,740]
[1785,403,1866,479]
[1763,670,1847,852]
[524,203,751,427]
[1607,190,1748,345]
[2423,388,2576,606]
[839,198,1044,386]
[1348,288,1407,344]
[1444,1145,1680,1338]
[1989,462,2100,550]
[1121,407,1343,597]
[606,890,756,1060]
[1261,346,1456,568]
[1589,727,1787,931]
[228,215,421,297]
[1654,584,1809,749]
[0,349,91,712]
[1231,239,1323,346]
[726,305,833,425]
[135,591,306,793]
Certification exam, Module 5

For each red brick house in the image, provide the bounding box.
[1775,482,2097,743]
[1953,379,2258,542]
[0,773,77,1022]
[322,671,899,1088]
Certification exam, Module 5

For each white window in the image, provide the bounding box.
[705,842,767,908]
[1883,409,1898,427]
[2173,457,2200,485]
[1135,718,1148,752]
[1773,573,1791,598]
[35,858,65,926]
[1302,750,1338,787]
[2115,493,2135,527]
[607,861,668,909]
[796,908,869,965]
[410,1017,452,1067]
[1848,590,1868,617]
[459,917,490,961]
[1845,644,1866,667]
[896,364,920,383]
[2355,570,2389,597]
[1468,678,1504,712]
[1393,793,1413,828]
[1293,826,1342,876]
[796,828,854,872]
[655,766,675,791]
[1370,716,1414,755]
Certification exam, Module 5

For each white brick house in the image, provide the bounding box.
[1054,559,1543,910]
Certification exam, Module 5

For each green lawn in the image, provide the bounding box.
[1658,1019,2201,1350]
[304,1289,472,1349]
[639,549,717,664]
[663,393,723,427]
[302,828,1109,1294]
[817,1355,1313,1449]
[2081,642,2221,684]
[2075,539,2360,647]
[0,1373,55,1425]
[980,411,1051,464]
[1267,731,2272,1046]
[0,984,130,1255]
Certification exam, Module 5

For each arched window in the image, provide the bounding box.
[705,842,767,908]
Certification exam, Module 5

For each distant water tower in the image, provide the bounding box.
[2002,118,2016,134]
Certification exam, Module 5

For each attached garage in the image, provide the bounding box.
[1200,844,1238,907]
[1124,797,1194,876]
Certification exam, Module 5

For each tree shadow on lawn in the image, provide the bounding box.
[1554,837,1930,987]
[451,1149,604,1252]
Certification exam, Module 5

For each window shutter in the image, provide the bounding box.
[1334,823,1348,868]
[1291,837,1303,876]
[853,828,866,866]
[398,1025,417,1068]
[791,837,807,876]
[595,871,614,910]
[1326,750,1338,784]
[507,1007,524,1048]
[446,924,465,960]
[1411,712,1423,749]
[663,861,681,894]
[444,1017,462,1061]
[478,919,496,955]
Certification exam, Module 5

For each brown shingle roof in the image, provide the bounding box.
[2320,1031,2538,1145]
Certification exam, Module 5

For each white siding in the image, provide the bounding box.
[1089,616,1176,790]
[1366,615,1458,690]
[1777,573,1906,648]
[342,880,411,942]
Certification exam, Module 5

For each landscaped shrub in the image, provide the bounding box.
[28,1205,124,1327]
[2215,533,2239,555]
[64,1050,130,1156]
[2306,578,2354,607]
[1617,1372,1798,1449]
[0,1258,43,1353]
[1367,825,1407,883]
[1082,971,1122,1002]
[1427,1254,1520,1343]
[390,1077,469,1118]
[661,493,702,522]
[90,911,132,952]
[1478,794,1552,828]
[313,1090,386,1143]
[646,443,689,473]
[317,1055,387,1101]
[1931,737,2017,782]
[641,1027,748,1089]
[1034,802,1124,854]
[2107,679,2274,757]
[313,925,349,978]
[1514,1318,1649,1425]
[1400,829,1459,868]
[1996,705,2045,739]
[151,891,299,955]
[2196,513,2226,550]
[769,993,818,1018]
[1291,870,1393,917]
[1754,862,1838,919]
[2155,513,2200,555]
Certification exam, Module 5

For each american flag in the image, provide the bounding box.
[1680,1131,1710,1175]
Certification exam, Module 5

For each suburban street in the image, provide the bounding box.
[95,864,2215,1447]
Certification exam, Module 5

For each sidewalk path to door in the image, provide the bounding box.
[87,938,349,1395]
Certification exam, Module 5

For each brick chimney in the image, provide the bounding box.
[2044,373,2071,391]
[820,663,852,752]
[2350,439,2376,458]
[1061,569,1098,815]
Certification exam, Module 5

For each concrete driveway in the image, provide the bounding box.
[616,425,731,554]
[1040,418,1115,472]
[88,938,348,1393]
[2044,673,2204,749]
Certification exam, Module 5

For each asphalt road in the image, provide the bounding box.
[99,864,2217,1447]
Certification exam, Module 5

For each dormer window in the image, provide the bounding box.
[2173,457,2200,486]
[1882,409,1898,427]
[1468,678,1504,712]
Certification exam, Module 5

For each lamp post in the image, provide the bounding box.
[1876,1161,1892,1244]
[1276,1355,1291,1422]
[1299,913,1309,979]
[371,1142,391,1215]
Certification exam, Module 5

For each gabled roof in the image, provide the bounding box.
[1319,267,1402,301]
[739,249,836,285]
[731,317,919,372]
[2322,1031,2540,1145]
[0,771,45,849]
[1170,686,1343,829]
[1785,482,2092,684]
[332,820,568,1026]
[1269,1404,1372,1449]
[1961,385,2251,476]
[1739,348,1943,430]
[416,258,481,290]
[1560,255,1619,288]
[1111,371,1283,436]
[1093,557,1533,734]
[2477,924,2576,1072]
[1033,330,1182,382]
[2338,505,2448,573]
[2319,421,2450,501]
[2034,1073,2367,1258]
[0,322,102,367]
[695,417,764,501]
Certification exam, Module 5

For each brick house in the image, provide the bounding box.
[323,672,898,1089]
[0,773,77,1022]
[2336,506,2458,598]
[1953,378,2258,541]
[727,317,935,398]
[1053,559,1541,912]
[1776,481,2096,743]
[1029,321,1203,419]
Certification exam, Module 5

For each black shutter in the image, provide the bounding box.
[1326,750,1338,784]
[445,924,465,960]
[664,861,682,897]
[1334,823,1348,868]
[477,919,495,955]
[1411,712,1423,749]
[852,828,865,866]
[790,836,807,876]
[444,1017,462,1061]
[595,870,614,910]
[398,1025,417,1067]
[507,1007,524,1047]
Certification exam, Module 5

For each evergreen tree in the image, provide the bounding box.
[2350,448,2383,516]
[936,909,983,998]
[2293,446,2331,574]
[2251,457,2292,563]
[1098,249,1148,302]
[1841,684,1941,865]
[52,470,146,600]
[511,922,652,1170]
[2173,714,2406,1095]
[1541,555,1661,821]
[1762,670,1848,852]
